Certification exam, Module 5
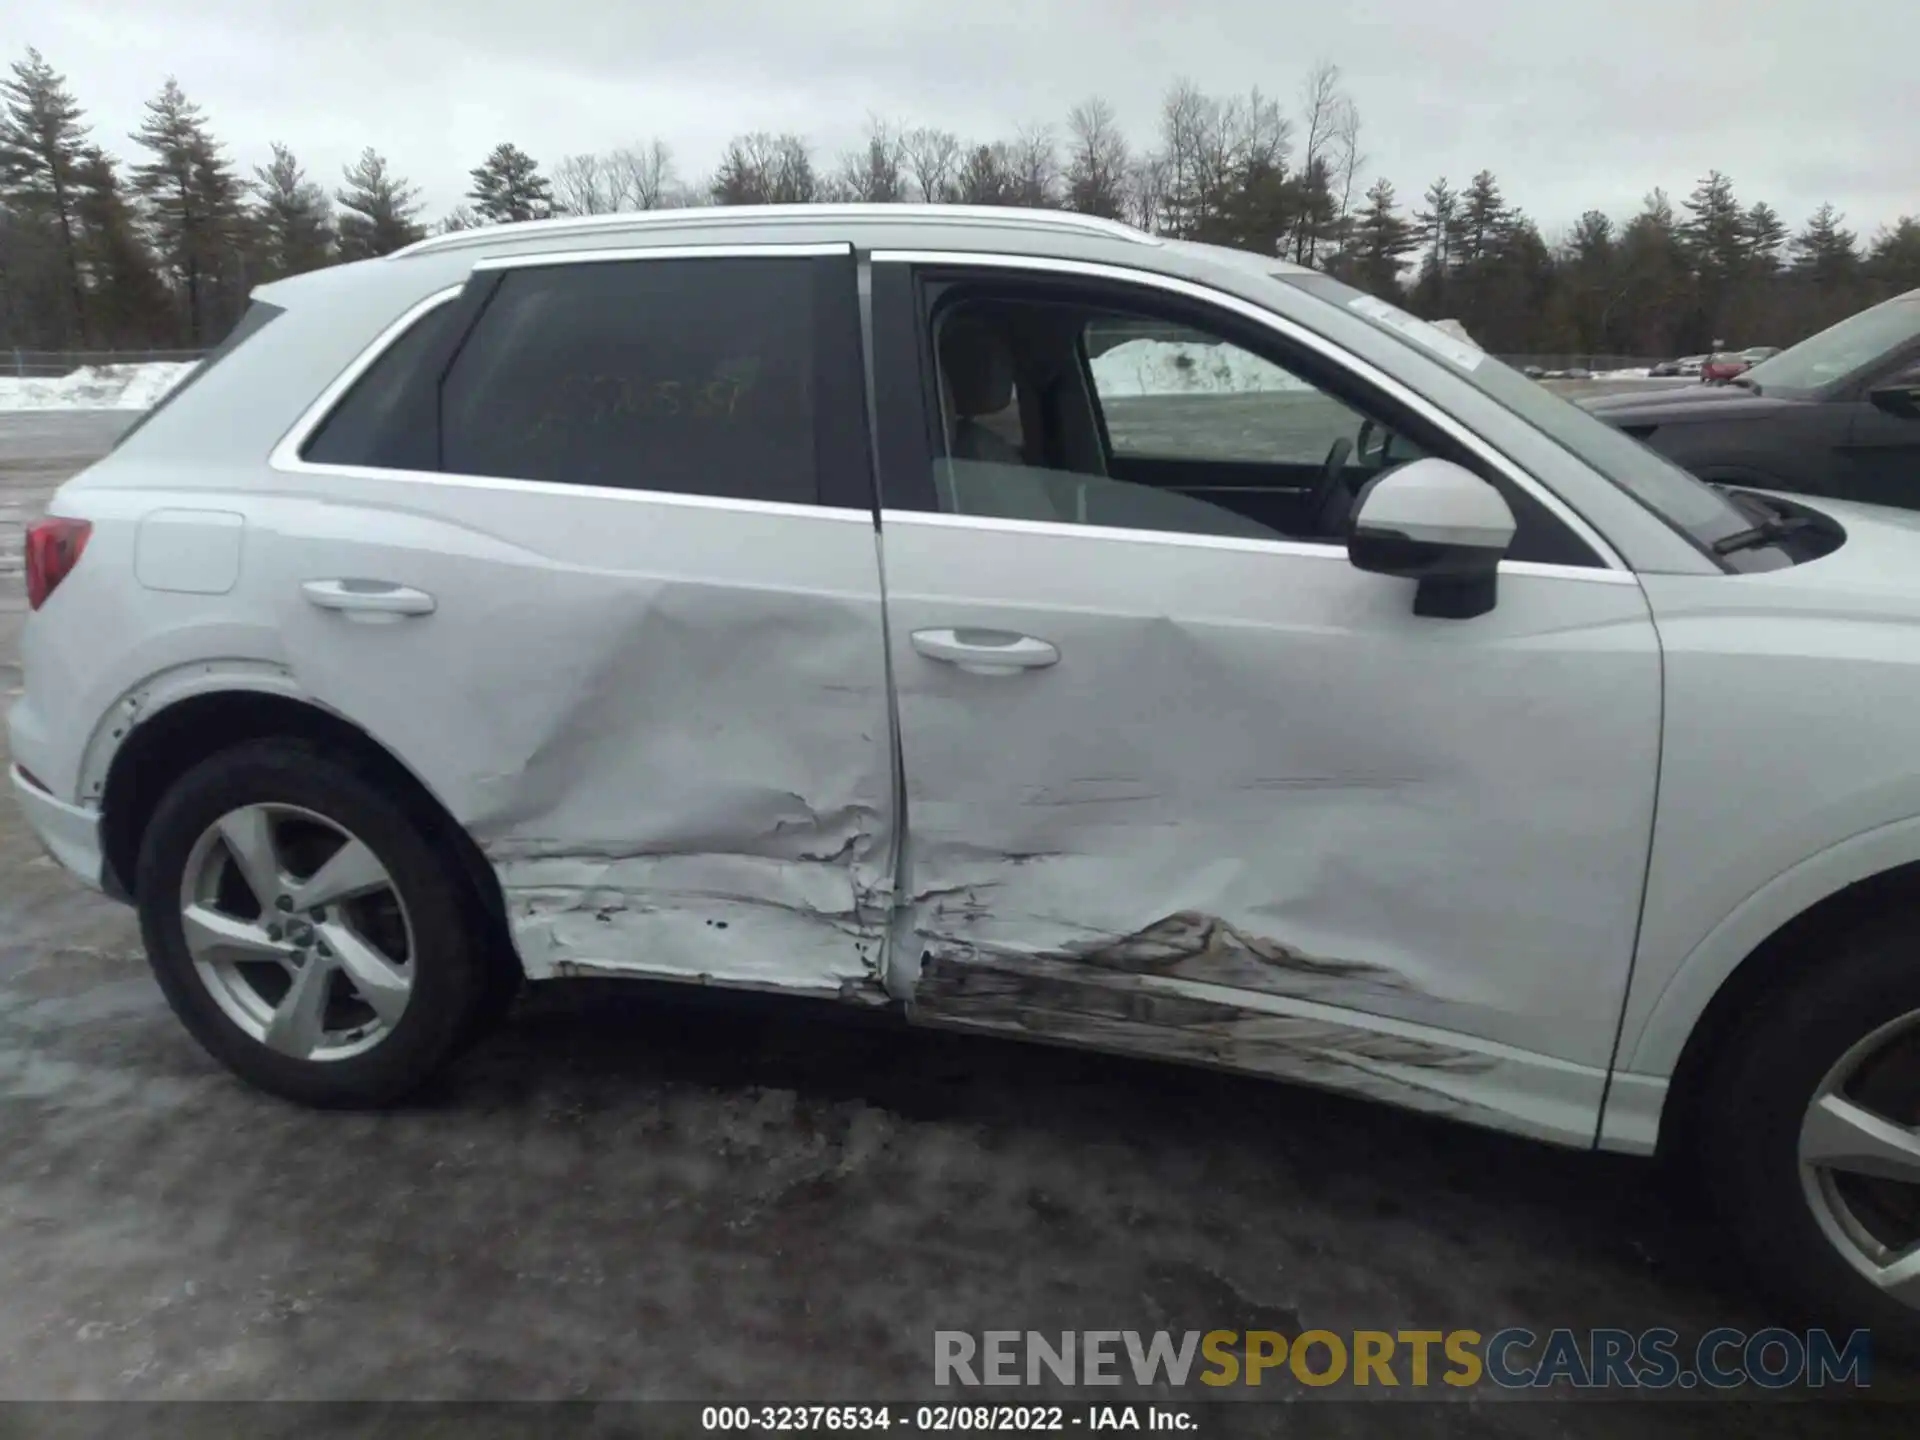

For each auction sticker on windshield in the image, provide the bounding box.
[1347,294,1486,371]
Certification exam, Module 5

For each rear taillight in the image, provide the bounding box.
[25,517,91,610]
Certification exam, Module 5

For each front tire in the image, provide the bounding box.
[135,739,484,1107]
[1700,913,1920,1350]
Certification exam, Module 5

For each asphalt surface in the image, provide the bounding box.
[0,405,1902,1432]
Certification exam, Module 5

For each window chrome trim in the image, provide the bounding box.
[878,508,1638,584]
[270,242,849,480]
[872,248,1630,573]
[274,457,879,522]
[269,284,463,474]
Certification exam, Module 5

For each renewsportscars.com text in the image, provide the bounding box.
[933,1327,1872,1390]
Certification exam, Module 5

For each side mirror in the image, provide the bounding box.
[1869,373,1920,420]
[1347,459,1517,620]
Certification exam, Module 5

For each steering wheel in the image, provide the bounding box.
[1307,437,1354,537]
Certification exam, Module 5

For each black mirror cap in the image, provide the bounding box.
[1348,524,1502,620]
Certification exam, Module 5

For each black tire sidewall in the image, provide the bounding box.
[135,739,481,1107]
[1702,916,1920,1346]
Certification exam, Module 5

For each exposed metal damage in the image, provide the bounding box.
[905,945,1604,1139]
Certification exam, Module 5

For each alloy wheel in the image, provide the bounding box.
[178,803,416,1062]
[1799,1009,1920,1308]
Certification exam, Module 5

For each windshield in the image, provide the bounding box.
[1278,272,1755,561]
[1742,291,1920,395]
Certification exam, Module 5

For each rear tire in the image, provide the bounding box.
[1698,912,1920,1353]
[135,738,483,1107]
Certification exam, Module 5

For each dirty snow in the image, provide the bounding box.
[0,362,197,412]
[1091,339,1310,397]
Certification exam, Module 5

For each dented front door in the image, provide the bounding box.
[880,516,1661,1139]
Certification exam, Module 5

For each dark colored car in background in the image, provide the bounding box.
[1582,290,1920,508]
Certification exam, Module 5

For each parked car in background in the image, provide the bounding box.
[1584,288,1920,507]
[1649,359,1683,377]
[1676,354,1708,376]
[1742,346,1782,365]
[1701,352,1753,384]
[13,207,1920,1346]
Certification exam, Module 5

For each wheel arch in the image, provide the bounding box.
[96,683,506,940]
[1652,853,1920,1158]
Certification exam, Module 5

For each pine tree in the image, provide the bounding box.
[467,142,553,225]
[253,143,334,278]
[1790,203,1859,283]
[73,146,171,344]
[1867,218,1920,293]
[335,148,424,259]
[1346,178,1417,296]
[1414,177,1457,274]
[1744,201,1787,272]
[1681,171,1745,275]
[130,78,248,345]
[0,48,91,342]
[1455,170,1512,266]
[1288,154,1338,267]
[1615,189,1692,354]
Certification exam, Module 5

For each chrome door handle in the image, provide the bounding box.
[910,627,1059,676]
[301,579,436,623]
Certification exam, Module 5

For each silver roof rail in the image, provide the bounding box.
[389,203,1161,260]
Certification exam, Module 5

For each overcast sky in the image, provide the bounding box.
[13,0,1919,240]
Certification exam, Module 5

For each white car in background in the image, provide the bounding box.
[10,206,1920,1343]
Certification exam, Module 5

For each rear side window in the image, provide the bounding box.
[114,299,284,448]
[440,257,819,504]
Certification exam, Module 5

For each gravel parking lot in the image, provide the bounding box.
[0,407,1900,1432]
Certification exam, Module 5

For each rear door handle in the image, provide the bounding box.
[301,579,436,623]
[911,627,1059,676]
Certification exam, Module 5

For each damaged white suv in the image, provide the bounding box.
[11,206,1920,1339]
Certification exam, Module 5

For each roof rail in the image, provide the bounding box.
[389,203,1161,260]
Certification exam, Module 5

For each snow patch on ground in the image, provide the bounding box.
[1593,367,1655,379]
[1090,339,1310,397]
[0,362,198,412]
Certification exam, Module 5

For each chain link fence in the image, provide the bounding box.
[6,348,207,378]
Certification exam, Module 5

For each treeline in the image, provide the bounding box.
[3,47,1918,358]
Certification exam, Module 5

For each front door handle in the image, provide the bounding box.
[301,579,436,624]
[911,627,1059,676]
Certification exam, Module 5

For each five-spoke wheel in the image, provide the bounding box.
[136,739,485,1107]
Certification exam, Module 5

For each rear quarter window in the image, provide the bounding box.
[300,297,460,467]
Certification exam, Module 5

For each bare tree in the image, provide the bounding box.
[1297,61,1341,177]
[1126,151,1167,233]
[1064,98,1130,219]
[1293,61,1344,263]
[901,126,961,204]
[711,131,817,205]
[1155,78,1210,236]
[607,140,679,209]
[834,117,905,202]
[552,152,613,215]
[1007,123,1058,208]
[1329,96,1365,262]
